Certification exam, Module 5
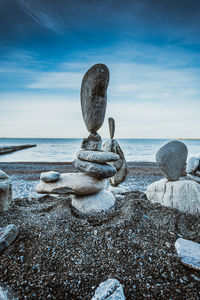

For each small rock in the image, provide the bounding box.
[81,133,102,151]
[40,171,61,183]
[108,186,128,195]
[73,159,116,179]
[0,178,12,212]
[186,157,199,174]
[156,140,188,181]
[175,238,200,271]
[72,189,116,213]
[187,173,200,184]
[77,150,119,164]
[108,117,115,139]
[195,170,200,177]
[91,278,125,300]
[0,224,18,254]
[36,173,107,196]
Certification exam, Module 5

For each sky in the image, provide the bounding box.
[0,0,200,139]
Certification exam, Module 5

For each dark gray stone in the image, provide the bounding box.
[81,133,102,150]
[81,64,109,133]
[0,224,18,254]
[77,150,119,164]
[0,179,12,212]
[40,171,61,183]
[92,278,125,300]
[103,139,127,186]
[108,117,115,139]
[73,159,116,179]
[156,140,188,181]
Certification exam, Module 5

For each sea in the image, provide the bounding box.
[0,138,200,162]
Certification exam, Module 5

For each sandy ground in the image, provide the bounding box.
[0,162,200,299]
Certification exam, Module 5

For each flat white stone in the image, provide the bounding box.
[40,171,60,183]
[35,173,106,196]
[146,177,200,214]
[72,189,116,213]
[77,150,119,164]
[108,185,128,195]
[92,278,125,300]
[186,157,199,174]
[175,238,200,270]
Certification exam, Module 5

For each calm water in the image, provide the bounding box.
[0,138,200,162]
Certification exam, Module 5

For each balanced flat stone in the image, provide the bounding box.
[81,64,109,133]
[77,150,119,164]
[103,139,127,186]
[92,278,125,300]
[156,140,188,181]
[186,157,199,174]
[40,171,61,183]
[71,189,116,213]
[108,117,115,139]
[0,224,18,254]
[81,133,102,151]
[35,173,106,196]
[73,159,116,179]
[146,177,200,214]
[175,238,200,271]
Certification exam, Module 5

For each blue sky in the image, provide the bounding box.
[1,0,200,138]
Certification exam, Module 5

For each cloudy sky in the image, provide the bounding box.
[1,0,200,138]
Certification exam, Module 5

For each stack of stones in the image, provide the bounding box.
[186,156,200,183]
[0,170,12,211]
[146,140,200,215]
[36,64,119,214]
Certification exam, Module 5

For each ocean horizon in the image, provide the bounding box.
[0,138,200,163]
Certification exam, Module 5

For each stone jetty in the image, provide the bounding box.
[0,144,36,155]
[146,140,200,214]
[36,64,118,214]
[103,117,127,186]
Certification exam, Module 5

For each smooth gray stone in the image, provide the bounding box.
[77,150,119,164]
[40,171,61,183]
[156,140,188,181]
[81,64,109,133]
[0,179,12,211]
[0,170,9,180]
[175,238,200,271]
[73,159,116,179]
[72,189,116,213]
[186,157,199,174]
[108,117,115,139]
[103,139,127,186]
[81,133,102,151]
[0,224,18,254]
[92,278,125,300]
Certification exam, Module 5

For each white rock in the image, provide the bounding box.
[40,171,60,182]
[108,186,128,195]
[146,177,200,214]
[175,238,200,270]
[187,173,200,183]
[35,173,106,196]
[92,278,125,300]
[0,178,12,212]
[71,189,116,213]
[186,157,199,174]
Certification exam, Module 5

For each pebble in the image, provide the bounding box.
[91,278,125,300]
[108,117,115,139]
[0,224,18,254]
[40,171,61,183]
[186,157,199,174]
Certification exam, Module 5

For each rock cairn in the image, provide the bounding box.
[36,64,119,214]
[103,117,127,186]
[146,140,200,214]
[0,170,12,211]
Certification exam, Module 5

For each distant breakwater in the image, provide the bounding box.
[0,144,36,155]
